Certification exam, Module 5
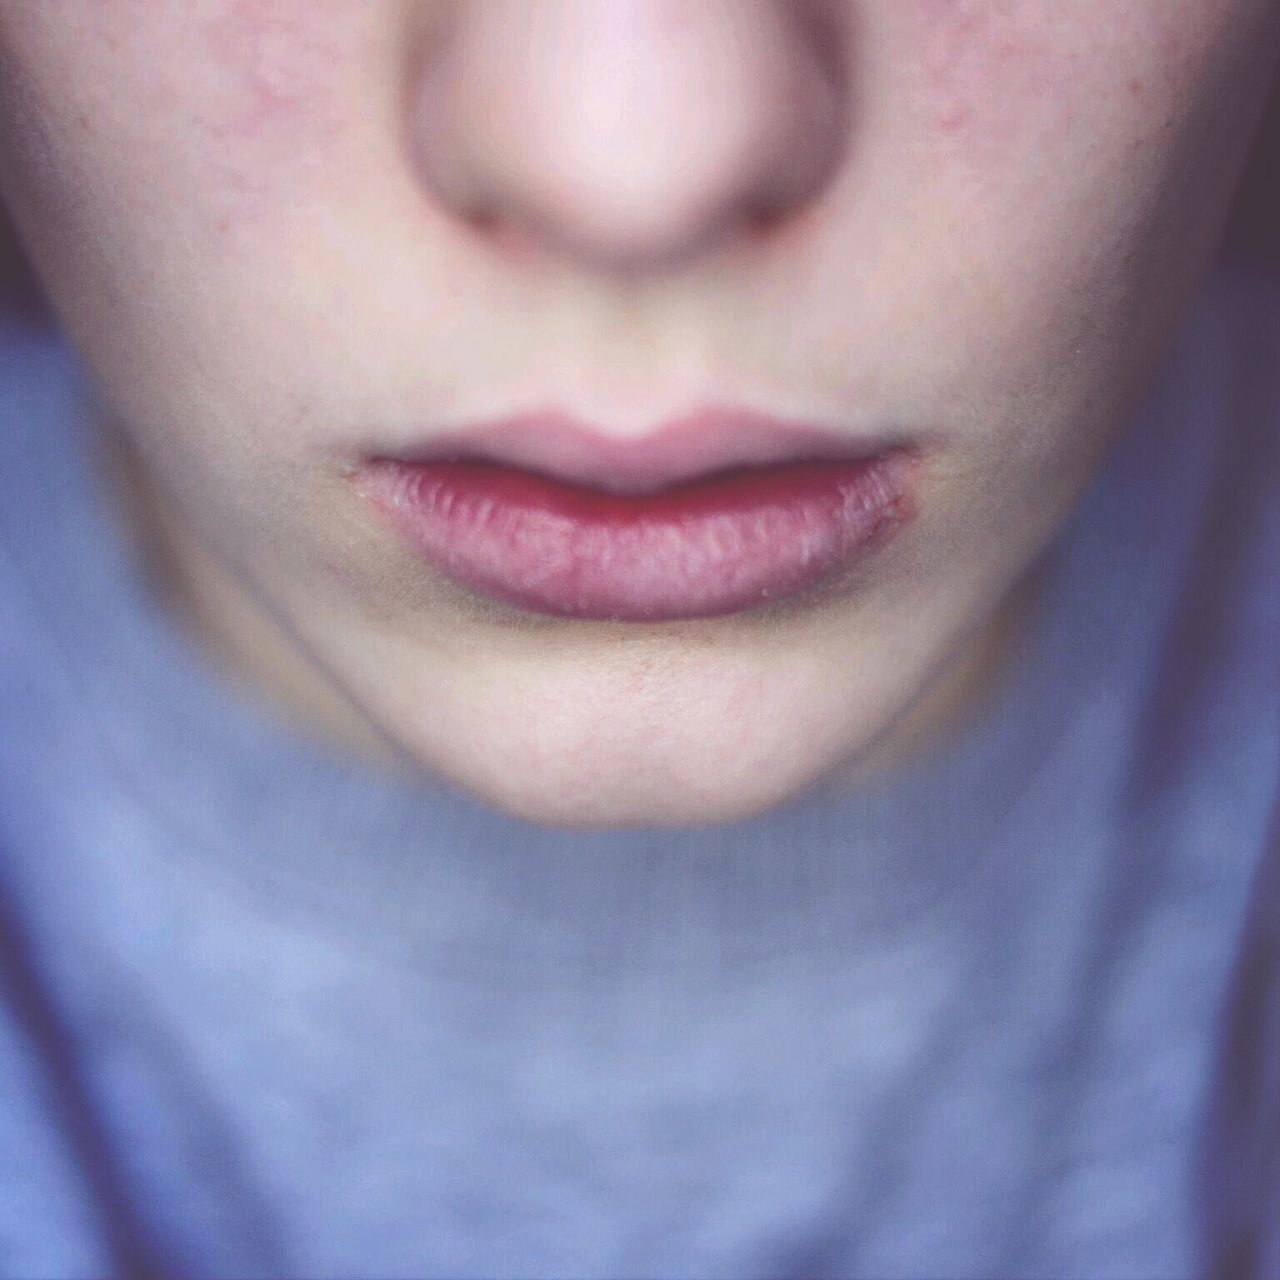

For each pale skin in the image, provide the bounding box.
[0,2,1276,828]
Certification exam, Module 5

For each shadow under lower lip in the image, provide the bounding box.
[362,453,917,622]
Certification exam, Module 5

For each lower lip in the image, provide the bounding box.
[361,452,918,622]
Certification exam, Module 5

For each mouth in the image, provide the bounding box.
[356,407,922,622]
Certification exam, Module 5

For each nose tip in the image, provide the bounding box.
[409,0,848,272]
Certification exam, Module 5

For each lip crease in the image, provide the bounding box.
[357,407,922,622]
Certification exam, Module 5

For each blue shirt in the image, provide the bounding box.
[0,266,1277,1277]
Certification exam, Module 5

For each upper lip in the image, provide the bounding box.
[369,406,909,494]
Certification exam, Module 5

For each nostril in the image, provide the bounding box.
[481,215,542,261]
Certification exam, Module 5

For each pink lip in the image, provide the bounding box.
[358,409,921,622]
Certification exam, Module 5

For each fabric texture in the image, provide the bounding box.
[0,266,1277,1278]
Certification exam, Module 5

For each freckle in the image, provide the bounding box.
[1128,78,1145,97]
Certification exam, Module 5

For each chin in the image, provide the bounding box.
[309,607,903,831]
[388,714,835,832]
[449,767,806,832]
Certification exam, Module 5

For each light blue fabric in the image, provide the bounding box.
[0,266,1276,1278]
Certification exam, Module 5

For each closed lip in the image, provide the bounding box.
[364,405,916,493]
[355,404,925,620]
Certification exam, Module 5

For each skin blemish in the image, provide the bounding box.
[200,1,338,144]
[910,0,1079,157]
[183,1,363,227]
[53,1,355,237]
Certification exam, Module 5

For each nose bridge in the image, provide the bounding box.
[409,0,848,272]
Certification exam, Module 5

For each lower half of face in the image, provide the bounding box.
[1,0,1276,827]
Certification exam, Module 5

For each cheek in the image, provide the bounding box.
[186,0,358,215]
[865,0,1272,374]
[911,0,1069,139]
[903,0,1236,157]
[11,1,375,240]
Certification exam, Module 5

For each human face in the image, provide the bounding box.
[0,2,1275,828]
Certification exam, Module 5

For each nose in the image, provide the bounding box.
[409,0,848,272]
